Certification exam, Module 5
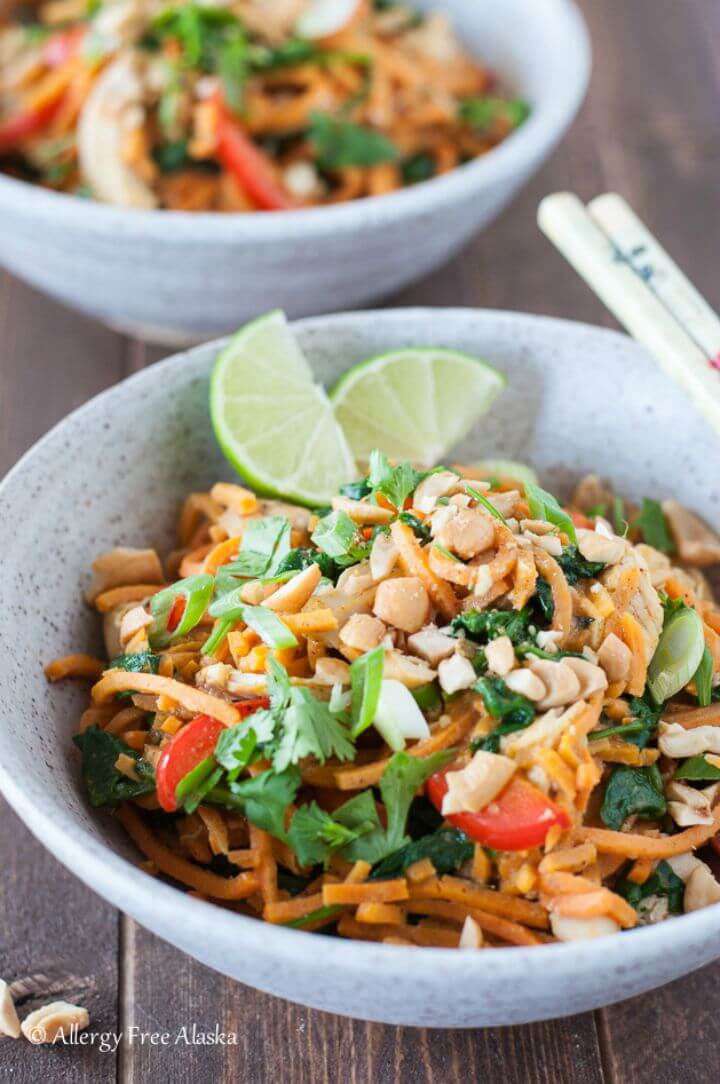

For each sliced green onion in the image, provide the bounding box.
[411,682,442,712]
[208,590,298,650]
[635,498,673,553]
[286,904,343,929]
[242,605,298,649]
[350,645,384,738]
[589,720,646,742]
[466,485,506,523]
[524,482,577,543]
[373,678,430,751]
[693,645,713,707]
[433,543,463,563]
[149,574,214,648]
[184,766,223,815]
[175,755,217,804]
[203,616,235,657]
[648,605,705,704]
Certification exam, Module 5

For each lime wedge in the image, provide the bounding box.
[330,347,506,466]
[210,310,357,506]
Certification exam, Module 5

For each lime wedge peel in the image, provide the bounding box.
[210,310,357,507]
[330,347,506,467]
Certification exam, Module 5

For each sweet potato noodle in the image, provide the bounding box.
[48,457,720,947]
[0,0,529,211]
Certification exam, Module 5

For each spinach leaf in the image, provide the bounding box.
[624,695,662,748]
[109,651,160,675]
[74,726,155,808]
[273,546,339,581]
[152,140,191,172]
[615,860,684,916]
[309,113,398,169]
[398,511,431,542]
[674,755,720,781]
[472,676,535,752]
[339,477,372,501]
[556,544,605,585]
[600,764,667,830]
[370,827,473,880]
[534,577,554,622]
[451,607,531,646]
[635,498,673,553]
[401,151,435,185]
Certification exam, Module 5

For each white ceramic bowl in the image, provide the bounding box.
[0,0,590,343]
[2,308,720,1027]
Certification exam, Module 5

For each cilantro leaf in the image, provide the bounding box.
[221,515,291,579]
[335,750,455,864]
[272,687,355,771]
[222,766,301,838]
[459,96,530,133]
[368,450,425,510]
[309,113,398,169]
[287,801,371,867]
[74,726,155,808]
[311,509,370,567]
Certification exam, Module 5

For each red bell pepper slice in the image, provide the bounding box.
[165,595,187,634]
[215,98,296,211]
[0,98,61,155]
[427,770,570,851]
[155,714,225,813]
[42,26,84,68]
[235,697,270,719]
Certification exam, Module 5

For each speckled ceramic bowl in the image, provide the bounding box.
[0,0,589,343]
[2,308,719,1028]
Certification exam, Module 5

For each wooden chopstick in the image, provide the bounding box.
[537,191,720,434]
[587,193,720,364]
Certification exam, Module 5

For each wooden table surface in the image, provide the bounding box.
[2,1,720,1080]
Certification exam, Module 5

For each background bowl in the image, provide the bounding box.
[1,307,720,1027]
[0,0,590,343]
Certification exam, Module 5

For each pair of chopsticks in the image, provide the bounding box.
[537,192,720,433]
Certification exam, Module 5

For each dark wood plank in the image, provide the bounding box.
[563,2,720,1080]
[3,1,720,1081]
[120,924,604,1084]
[0,273,126,1082]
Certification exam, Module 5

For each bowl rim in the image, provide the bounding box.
[0,0,591,242]
[1,305,719,984]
